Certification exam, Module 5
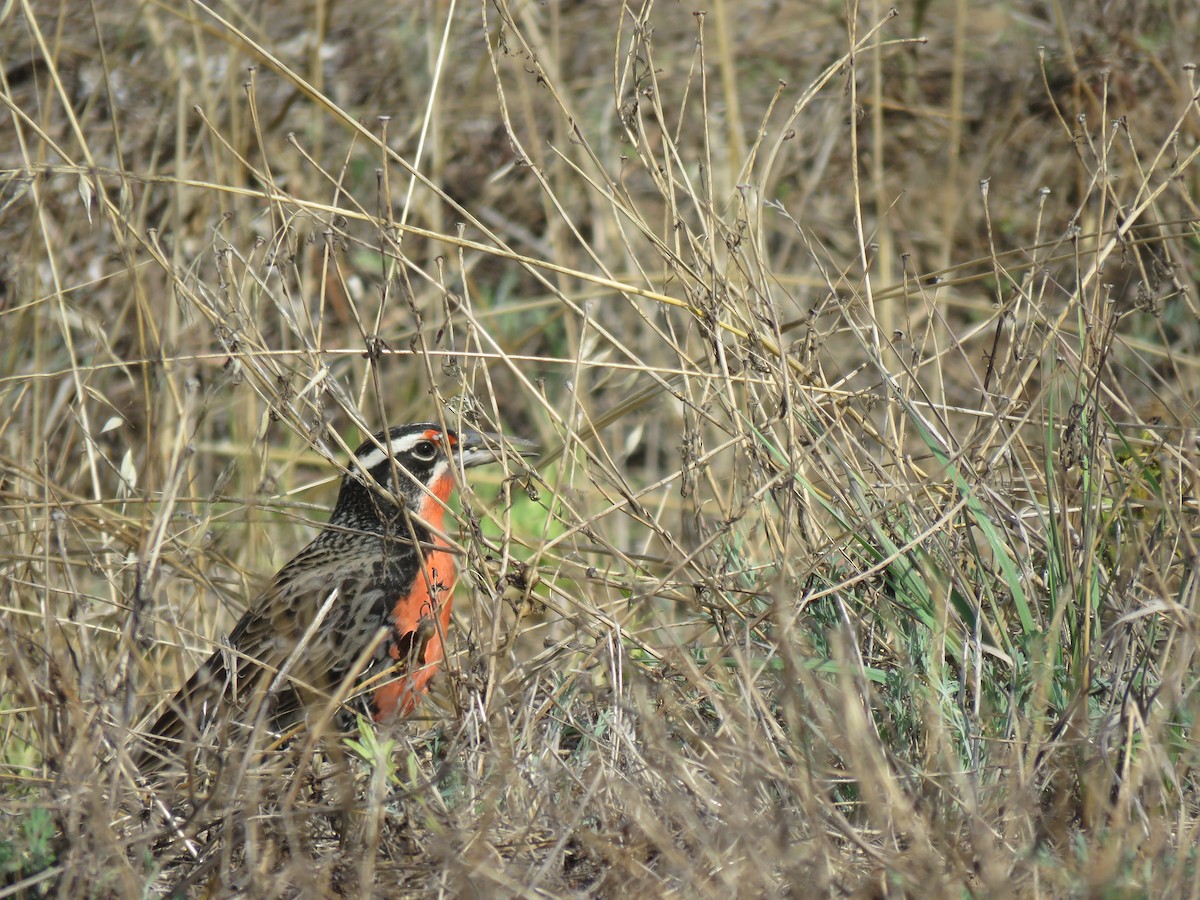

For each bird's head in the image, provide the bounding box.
[334,423,537,530]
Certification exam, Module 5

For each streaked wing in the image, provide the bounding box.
[135,540,370,773]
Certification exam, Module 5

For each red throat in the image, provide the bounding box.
[427,471,454,506]
[373,468,458,720]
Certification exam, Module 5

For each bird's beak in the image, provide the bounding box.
[455,430,540,468]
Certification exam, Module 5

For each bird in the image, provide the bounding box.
[134,422,537,775]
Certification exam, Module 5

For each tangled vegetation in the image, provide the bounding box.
[2,0,1198,895]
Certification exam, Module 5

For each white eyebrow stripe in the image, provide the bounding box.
[353,448,390,472]
[354,431,437,472]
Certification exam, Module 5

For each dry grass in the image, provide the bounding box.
[2,0,1199,896]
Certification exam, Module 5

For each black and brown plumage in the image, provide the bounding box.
[134,423,537,775]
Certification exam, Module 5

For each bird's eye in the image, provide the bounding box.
[410,440,438,462]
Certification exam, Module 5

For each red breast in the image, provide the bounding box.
[373,470,457,719]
